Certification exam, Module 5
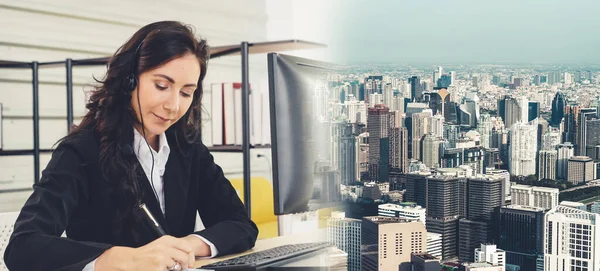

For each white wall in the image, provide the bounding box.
[0,0,274,211]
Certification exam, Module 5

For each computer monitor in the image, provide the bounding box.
[267,53,343,215]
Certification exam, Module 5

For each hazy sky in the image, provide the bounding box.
[325,0,600,65]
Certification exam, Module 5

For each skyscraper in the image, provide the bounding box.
[361,217,427,271]
[510,185,559,210]
[327,212,362,271]
[538,150,557,181]
[544,205,600,271]
[576,109,597,156]
[498,96,524,129]
[411,110,433,160]
[528,101,540,122]
[391,127,409,173]
[459,176,504,262]
[542,130,561,151]
[478,114,493,149]
[338,122,357,185]
[509,119,538,176]
[424,176,468,260]
[422,133,441,169]
[497,205,544,271]
[410,76,424,101]
[557,142,575,180]
[368,104,390,182]
[567,156,595,185]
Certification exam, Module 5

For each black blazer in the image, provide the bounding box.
[3,127,258,271]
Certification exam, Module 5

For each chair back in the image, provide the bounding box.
[0,212,19,271]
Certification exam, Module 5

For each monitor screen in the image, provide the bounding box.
[267,53,343,215]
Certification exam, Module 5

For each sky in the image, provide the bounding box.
[322,0,600,65]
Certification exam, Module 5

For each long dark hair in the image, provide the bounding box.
[61,21,209,237]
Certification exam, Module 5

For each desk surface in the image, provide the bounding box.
[194,229,328,268]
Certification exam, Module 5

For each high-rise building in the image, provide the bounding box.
[437,75,452,88]
[584,117,600,158]
[478,113,493,149]
[576,109,597,156]
[474,244,506,267]
[544,205,600,271]
[509,119,538,176]
[444,124,460,148]
[338,122,357,184]
[391,127,409,173]
[327,212,362,271]
[567,156,595,185]
[510,185,559,210]
[405,174,467,260]
[368,104,390,182]
[542,130,562,151]
[411,110,433,160]
[410,76,424,101]
[361,217,427,271]
[378,203,426,225]
[528,101,540,122]
[427,233,443,259]
[557,142,575,179]
[404,253,441,271]
[463,147,485,175]
[538,150,557,180]
[498,96,524,129]
[497,205,544,271]
[431,114,444,137]
[459,176,504,262]
[422,133,441,169]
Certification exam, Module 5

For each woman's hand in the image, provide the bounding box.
[181,234,212,257]
[95,235,195,271]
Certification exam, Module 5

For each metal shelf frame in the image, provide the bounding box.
[0,39,326,217]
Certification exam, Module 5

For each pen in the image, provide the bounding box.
[139,203,166,236]
[139,204,183,270]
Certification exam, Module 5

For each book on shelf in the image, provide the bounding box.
[0,103,2,150]
[201,82,271,148]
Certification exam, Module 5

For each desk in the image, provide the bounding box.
[194,229,347,269]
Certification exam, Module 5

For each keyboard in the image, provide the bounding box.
[200,242,333,269]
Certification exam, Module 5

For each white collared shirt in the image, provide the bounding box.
[82,128,217,271]
[132,127,171,214]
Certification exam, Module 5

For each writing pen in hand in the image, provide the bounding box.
[140,203,183,270]
[140,203,166,236]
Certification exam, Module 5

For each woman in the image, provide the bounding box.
[3,21,258,271]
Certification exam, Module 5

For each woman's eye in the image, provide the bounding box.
[181,91,192,98]
[155,83,168,90]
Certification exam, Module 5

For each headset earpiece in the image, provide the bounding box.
[124,73,138,92]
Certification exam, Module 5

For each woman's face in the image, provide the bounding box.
[131,53,201,140]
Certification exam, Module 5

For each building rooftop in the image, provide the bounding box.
[378,203,424,211]
[412,253,439,261]
[463,262,495,267]
[363,216,415,224]
[503,205,545,212]
[569,156,593,162]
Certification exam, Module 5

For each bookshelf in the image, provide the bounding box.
[0,39,326,217]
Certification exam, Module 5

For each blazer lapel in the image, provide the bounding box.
[163,138,191,235]
[135,164,171,235]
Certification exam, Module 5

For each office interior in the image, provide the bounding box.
[0,0,342,269]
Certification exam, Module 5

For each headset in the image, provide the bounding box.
[124,31,161,208]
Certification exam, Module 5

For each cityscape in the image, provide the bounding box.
[320,64,600,270]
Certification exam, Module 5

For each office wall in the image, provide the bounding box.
[0,0,274,211]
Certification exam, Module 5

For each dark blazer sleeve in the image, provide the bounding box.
[193,143,259,256]
[3,142,112,271]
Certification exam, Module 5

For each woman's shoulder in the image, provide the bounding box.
[54,127,100,161]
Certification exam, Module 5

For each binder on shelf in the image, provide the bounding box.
[0,103,3,150]
[210,83,223,146]
[200,83,213,147]
[222,83,236,145]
